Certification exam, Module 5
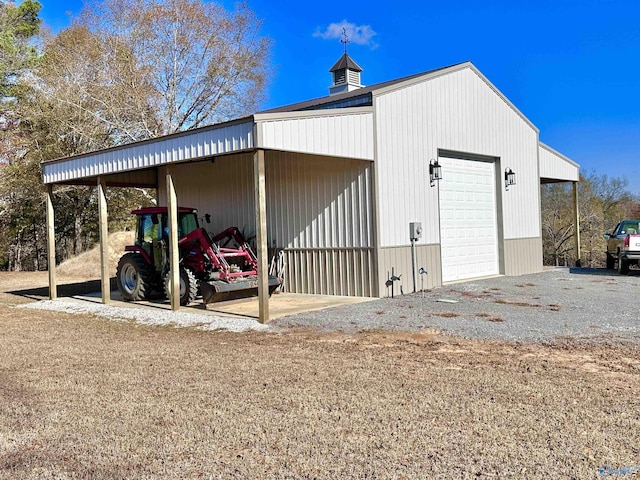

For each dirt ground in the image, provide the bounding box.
[1,273,639,479]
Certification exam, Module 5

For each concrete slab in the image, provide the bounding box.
[69,290,374,320]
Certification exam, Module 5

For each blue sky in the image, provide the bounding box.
[40,0,640,191]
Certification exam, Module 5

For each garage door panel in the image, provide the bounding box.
[439,157,499,283]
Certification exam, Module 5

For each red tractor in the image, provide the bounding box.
[116,207,281,306]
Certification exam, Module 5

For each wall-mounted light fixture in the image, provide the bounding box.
[504,168,516,191]
[429,159,442,187]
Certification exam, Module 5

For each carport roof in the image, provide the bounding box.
[42,116,256,186]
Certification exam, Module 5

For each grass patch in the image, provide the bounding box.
[433,312,460,318]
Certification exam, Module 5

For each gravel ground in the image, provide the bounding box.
[19,300,270,332]
[17,267,640,342]
[273,267,640,342]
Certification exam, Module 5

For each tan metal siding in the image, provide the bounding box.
[284,248,375,297]
[158,154,257,236]
[159,151,375,296]
[269,152,375,296]
[265,152,374,249]
[42,120,254,184]
[256,111,374,160]
[103,169,157,187]
[539,143,579,182]
[377,244,442,296]
[375,67,541,249]
[503,237,543,275]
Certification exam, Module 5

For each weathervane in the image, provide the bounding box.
[341,27,350,54]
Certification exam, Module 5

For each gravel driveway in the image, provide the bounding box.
[273,267,640,342]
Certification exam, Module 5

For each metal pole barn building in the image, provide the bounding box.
[42,58,580,323]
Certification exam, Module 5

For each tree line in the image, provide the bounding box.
[541,173,639,268]
[0,0,271,271]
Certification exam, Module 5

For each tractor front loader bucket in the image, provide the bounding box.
[201,276,282,304]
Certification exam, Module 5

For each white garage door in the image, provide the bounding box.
[439,157,499,282]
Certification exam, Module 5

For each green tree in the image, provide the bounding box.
[0,0,42,270]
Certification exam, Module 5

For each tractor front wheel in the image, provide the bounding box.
[164,267,198,306]
[116,253,154,301]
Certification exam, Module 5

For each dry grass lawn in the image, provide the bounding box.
[1,272,639,479]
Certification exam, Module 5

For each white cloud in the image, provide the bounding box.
[313,20,379,49]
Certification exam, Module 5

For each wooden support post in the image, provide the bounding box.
[254,149,269,323]
[97,177,110,303]
[46,184,57,300]
[166,169,180,311]
[573,181,581,267]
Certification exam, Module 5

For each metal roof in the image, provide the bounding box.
[260,62,465,114]
[329,53,363,72]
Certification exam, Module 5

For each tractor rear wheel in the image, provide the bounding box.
[164,267,198,306]
[117,253,154,301]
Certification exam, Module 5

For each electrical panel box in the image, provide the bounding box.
[409,222,422,241]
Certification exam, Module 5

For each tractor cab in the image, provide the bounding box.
[133,207,199,270]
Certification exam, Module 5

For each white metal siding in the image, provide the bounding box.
[256,110,374,161]
[439,158,499,282]
[539,143,579,182]
[42,120,254,184]
[375,66,540,248]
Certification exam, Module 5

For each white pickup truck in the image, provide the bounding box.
[604,220,640,274]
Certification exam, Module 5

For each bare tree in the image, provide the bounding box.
[38,0,271,141]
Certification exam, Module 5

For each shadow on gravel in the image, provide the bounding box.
[569,267,640,277]
[8,278,118,301]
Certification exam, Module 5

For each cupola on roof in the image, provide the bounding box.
[328,29,365,96]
